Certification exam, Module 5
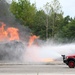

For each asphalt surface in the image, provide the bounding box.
[0,62,75,75]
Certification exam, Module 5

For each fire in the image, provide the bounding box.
[28,34,39,47]
[7,27,19,41]
[0,22,19,41]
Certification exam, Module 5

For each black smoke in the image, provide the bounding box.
[0,0,31,42]
[0,0,31,62]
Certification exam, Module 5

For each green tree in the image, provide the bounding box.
[60,18,75,40]
[44,2,51,39]
[10,0,36,28]
[43,0,63,39]
[32,10,47,39]
[58,16,72,37]
[50,0,63,38]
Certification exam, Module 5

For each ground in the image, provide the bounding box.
[0,61,75,75]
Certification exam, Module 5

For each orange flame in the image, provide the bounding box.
[0,22,19,41]
[28,35,39,47]
[7,27,19,41]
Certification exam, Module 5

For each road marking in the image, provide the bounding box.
[0,73,37,75]
[39,73,75,75]
[0,73,75,75]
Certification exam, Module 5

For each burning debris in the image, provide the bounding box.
[0,22,25,62]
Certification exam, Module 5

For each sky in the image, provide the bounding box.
[6,0,75,18]
[30,0,75,18]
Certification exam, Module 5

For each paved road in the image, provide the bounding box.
[0,63,75,75]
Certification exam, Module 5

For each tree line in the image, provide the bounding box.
[10,0,75,42]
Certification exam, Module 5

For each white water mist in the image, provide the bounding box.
[24,42,75,63]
